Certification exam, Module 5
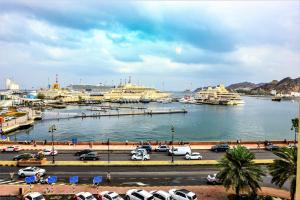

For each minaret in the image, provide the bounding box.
[56,74,58,83]
[128,76,131,84]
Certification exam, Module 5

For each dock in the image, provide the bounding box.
[43,109,188,120]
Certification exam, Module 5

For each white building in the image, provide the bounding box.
[5,78,20,91]
[291,92,300,97]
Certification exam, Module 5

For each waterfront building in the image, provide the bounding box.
[104,83,170,102]
[5,78,20,91]
[195,84,244,105]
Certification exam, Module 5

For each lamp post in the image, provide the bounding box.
[48,125,56,164]
[171,126,175,163]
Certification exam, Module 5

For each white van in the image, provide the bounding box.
[168,146,191,156]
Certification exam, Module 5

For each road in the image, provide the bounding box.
[0,165,288,189]
[0,149,278,161]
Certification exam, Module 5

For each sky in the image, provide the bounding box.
[0,0,299,91]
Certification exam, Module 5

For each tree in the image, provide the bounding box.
[217,145,265,199]
[37,93,45,100]
[268,147,297,200]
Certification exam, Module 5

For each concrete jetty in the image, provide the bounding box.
[44,109,187,120]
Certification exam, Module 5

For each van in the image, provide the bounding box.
[168,146,191,156]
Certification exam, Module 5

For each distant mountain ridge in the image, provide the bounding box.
[194,77,300,95]
[250,77,300,95]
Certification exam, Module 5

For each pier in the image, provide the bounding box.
[44,109,187,120]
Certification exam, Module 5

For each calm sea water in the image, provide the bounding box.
[9,96,299,142]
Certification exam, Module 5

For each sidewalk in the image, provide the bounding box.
[0,185,290,199]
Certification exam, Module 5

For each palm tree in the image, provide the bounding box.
[268,147,297,200]
[217,145,265,199]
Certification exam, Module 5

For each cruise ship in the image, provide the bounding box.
[103,82,170,103]
[195,84,244,105]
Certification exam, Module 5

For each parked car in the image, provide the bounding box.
[206,173,221,185]
[18,167,46,177]
[155,145,170,152]
[168,146,191,156]
[125,189,154,200]
[79,152,100,160]
[150,190,172,200]
[74,192,97,200]
[265,144,279,151]
[131,148,148,155]
[138,144,152,153]
[75,149,93,156]
[2,145,22,152]
[40,149,58,156]
[169,189,197,200]
[210,144,230,152]
[23,192,45,200]
[131,153,150,161]
[185,152,202,160]
[99,191,124,200]
[13,153,34,161]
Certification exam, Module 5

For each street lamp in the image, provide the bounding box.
[48,125,56,164]
[171,126,175,163]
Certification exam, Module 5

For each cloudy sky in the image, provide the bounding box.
[0,0,299,90]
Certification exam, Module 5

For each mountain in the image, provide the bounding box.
[250,77,300,95]
[226,82,262,91]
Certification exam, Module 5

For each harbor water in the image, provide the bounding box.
[9,96,298,142]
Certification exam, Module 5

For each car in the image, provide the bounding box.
[74,192,97,200]
[79,152,100,160]
[168,146,191,156]
[150,190,172,200]
[210,144,230,152]
[125,189,154,200]
[206,173,221,184]
[18,167,46,177]
[23,192,45,200]
[99,191,124,200]
[2,145,22,152]
[169,189,197,200]
[13,153,34,161]
[131,148,148,155]
[185,152,202,160]
[138,145,152,153]
[155,145,170,152]
[265,144,279,151]
[75,149,93,156]
[131,153,150,161]
[41,149,58,156]
[288,143,298,148]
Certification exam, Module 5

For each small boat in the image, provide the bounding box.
[272,97,282,102]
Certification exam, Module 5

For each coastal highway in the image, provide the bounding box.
[0,165,288,189]
[0,149,279,161]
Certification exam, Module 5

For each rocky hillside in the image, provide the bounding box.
[226,82,262,91]
[250,77,300,95]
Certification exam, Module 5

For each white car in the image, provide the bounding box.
[18,167,46,177]
[131,153,150,161]
[2,145,22,152]
[99,191,123,200]
[131,148,147,155]
[23,192,45,200]
[169,189,197,200]
[125,189,153,200]
[206,173,221,184]
[150,190,172,200]
[185,152,202,160]
[155,145,170,152]
[75,192,97,200]
[41,149,58,156]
